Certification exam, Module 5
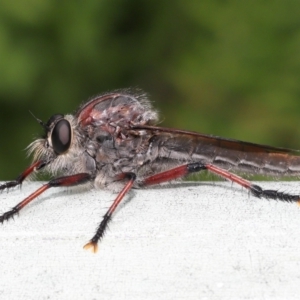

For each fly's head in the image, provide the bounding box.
[27,113,84,175]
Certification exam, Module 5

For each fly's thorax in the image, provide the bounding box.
[27,114,90,175]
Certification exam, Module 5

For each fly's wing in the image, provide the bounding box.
[132,125,300,177]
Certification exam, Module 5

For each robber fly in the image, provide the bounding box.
[1,89,300,252]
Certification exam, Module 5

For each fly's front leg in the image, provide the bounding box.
[84,172,136,253]
[0,160,48,192]
[0,173,92,223]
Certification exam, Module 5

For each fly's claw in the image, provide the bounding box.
[0,207,18,223]
[83,241,99,253]
[250,184,300,203]
[83,217,110,254]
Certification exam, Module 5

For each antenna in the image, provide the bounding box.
[29,110,48,130]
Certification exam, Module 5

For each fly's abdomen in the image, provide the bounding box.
[151,132,300,177]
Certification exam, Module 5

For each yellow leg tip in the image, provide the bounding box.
[83,241,98,253]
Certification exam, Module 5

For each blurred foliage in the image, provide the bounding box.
[1,0,300,179]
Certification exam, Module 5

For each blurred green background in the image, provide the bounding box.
[1,0,300,179]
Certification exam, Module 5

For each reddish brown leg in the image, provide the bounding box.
[0,160,47,191]
[84,172,136,253]
[0,173,92,223]
[85,162,299,253]
[142,162,300,202]
[142,162,206,186]
[205,163,300,202]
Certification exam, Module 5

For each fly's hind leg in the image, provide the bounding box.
[141,162,300,202]
[205,164,300,202]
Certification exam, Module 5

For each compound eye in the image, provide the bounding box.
[51,119,71,154]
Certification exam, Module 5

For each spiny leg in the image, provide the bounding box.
[141,162,300,202]
[0,160,47,192]
[84,172,136,253]
[83,162,299,253]
[83,165,202,253]
[0,173,92,223]
[142,162,207,186]
[205,164,300,202]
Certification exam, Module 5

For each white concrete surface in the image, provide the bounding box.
[1,181,300,300]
